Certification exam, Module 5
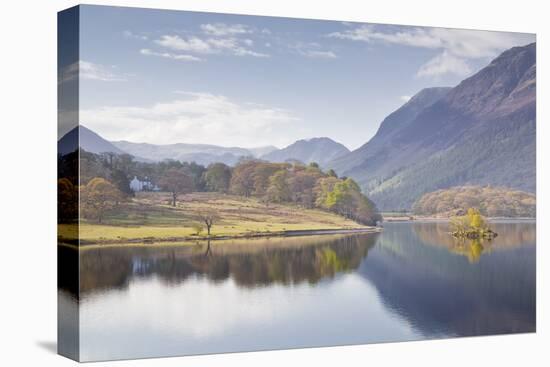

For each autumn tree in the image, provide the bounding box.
[266,170,291,203]
[252,162,288,197]
[325,178,359,218]
[467,208,486,230]
[314,177,341,208]
[58,178,78,222]
[450,207,496,240]
[288,169,321,208]
[413,186,535,218]
[204,163,232,193]
[229,160,257,197]
[80,177,124,223]
[158,168,194,206]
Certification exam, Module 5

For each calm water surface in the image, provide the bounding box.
[59,221,536,361]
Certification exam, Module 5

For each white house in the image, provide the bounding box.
[130,176,160,192]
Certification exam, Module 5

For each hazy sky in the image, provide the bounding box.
[68,5,535,150]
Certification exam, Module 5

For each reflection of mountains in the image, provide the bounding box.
[63,233,379,297]
[358,222,536,337]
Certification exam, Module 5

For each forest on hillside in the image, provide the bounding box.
[58,149,381,226]
[412,186,535,218]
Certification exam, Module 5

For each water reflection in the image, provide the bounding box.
[67,221,535,361]
[70,233,379,297]
[359,222,536,337]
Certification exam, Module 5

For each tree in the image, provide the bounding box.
[467,208,486,230]
[450,207,496,239]
[198,210,219,237]
[354,195,382,225]
[204,163,232,193]
[252,162,287,197]
[184,161,207,191]
[229,160,257,197]
[111,169,133,197]
[412,185,535,218]
[80,177,124,223]
[158,168,194,206]
[326,169,338,178]
[266,170,291,203]
[314,177,340,208]
[308,162,319,169]
[288,170,320,208]
[58,178,78,222]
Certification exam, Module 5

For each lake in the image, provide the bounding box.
[58,221,536,361]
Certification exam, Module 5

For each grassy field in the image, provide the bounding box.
[58,192,369,244]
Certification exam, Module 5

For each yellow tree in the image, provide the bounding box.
[81,177,123,223]
[467,208,486,230]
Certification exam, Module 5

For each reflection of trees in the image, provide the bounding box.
[447,238,485,263]
[75,233,378,297]
[412,221,535,262]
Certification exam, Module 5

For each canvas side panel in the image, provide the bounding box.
[57,5,80,362]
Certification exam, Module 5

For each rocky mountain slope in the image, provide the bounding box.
[330,43,536,210]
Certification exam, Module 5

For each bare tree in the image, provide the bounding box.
[198,210,219,237]
[158,168,194,206]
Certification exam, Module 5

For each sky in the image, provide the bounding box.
[60,5,535,150]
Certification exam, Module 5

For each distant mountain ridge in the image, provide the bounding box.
[261,137,350,166]
[59,124,279,166]
[111,140,278,166]
[329,42,536,210]
[58,125,126,156]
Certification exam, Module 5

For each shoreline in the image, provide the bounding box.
[383,216,536,222]
[59,226,382,248]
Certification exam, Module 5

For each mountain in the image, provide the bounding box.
[58,125,126,156]
[330,87,452,175]
[261,137,350,166]
[60,125,278,166]
[247,145,278,158]
[111,140,275,166]
[330,42,536,210]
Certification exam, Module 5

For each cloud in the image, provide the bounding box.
[59,60,126,83]
[154,34,269,58]
[123,30,148,41]
[140,48,201,62]
[301,50,337,59]
[400,95,412,102]
[292,42,338,59]
[200,23,251,36]
[155,35,213,53]
[416,51,472,77]
[80,92,302,147]
[80,61,126,81]
[329,25,534,77]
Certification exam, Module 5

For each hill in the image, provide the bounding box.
[60,192,372,244]
[412,186,535,218]
[58,125,126,156]
[112,140,277,166]
[329,43,536,210]
[262,137,350,166]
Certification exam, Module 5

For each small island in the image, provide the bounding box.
[450,208,498,240]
